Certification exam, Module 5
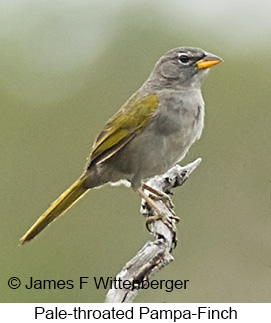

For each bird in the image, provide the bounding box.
[20,47,223,245]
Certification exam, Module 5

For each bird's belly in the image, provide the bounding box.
[144,102,204,175]
[93,102,204,189]
[144,120,203,176]
[118,109,203,181]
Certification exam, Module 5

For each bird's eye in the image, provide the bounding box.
[178,54,190,64]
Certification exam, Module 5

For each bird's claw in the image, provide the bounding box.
[149,191,174,210]
[146,212,180,231]
[145,212,179,248]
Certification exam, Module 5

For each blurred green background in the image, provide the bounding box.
[1,0,271,303]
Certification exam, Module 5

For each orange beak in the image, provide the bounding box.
[196,53,223,70]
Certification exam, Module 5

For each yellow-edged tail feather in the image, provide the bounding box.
[20,174,89,245]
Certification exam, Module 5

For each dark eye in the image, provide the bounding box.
[178,54,190,64]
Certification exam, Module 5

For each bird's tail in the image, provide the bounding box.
[20,174,89,245]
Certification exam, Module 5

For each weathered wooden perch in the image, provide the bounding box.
[105,158,202,303]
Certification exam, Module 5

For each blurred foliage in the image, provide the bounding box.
[1,1,271,303]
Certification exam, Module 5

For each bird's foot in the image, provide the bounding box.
[142,183,175,213]
[137,186,179,248]
[145,212,179,248]
[145,212,179,232]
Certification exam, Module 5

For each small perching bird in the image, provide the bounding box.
[20,47,223,245]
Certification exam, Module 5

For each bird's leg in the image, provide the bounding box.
[142,183,178,218]
[137,187,179,231]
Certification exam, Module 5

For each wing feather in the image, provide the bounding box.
[88,93,158,165]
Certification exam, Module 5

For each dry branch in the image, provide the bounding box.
[105,158,202,303]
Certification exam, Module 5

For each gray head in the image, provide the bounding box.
[146,47,223,90]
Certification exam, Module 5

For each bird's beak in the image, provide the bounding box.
[196,53,223,70]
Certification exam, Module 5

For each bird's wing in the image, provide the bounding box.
[88,93,158,165]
